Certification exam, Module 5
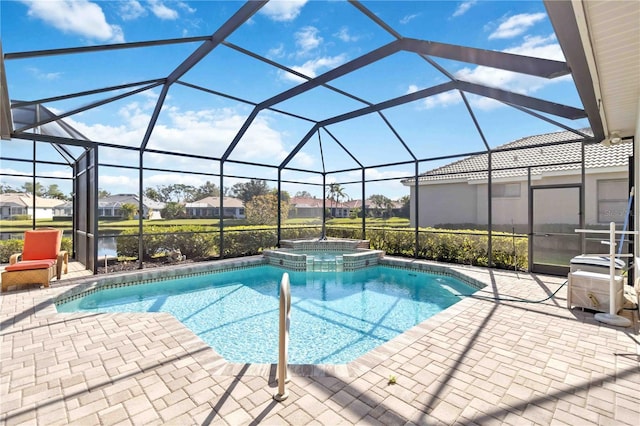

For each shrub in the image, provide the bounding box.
[112,224,528,271]
[163,226,216,259]
[280,226,322,240]
[0,239,24,263]
[116,225,217,260]
[223,228,277,257]
[328,226,528,270]
[61,237,72,254]
[161,202,186,220]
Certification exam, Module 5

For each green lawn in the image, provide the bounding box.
[0,217,328,233]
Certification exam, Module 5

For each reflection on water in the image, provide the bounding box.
[98,236,118,258]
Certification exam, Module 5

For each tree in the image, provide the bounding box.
[22,182,45,197]
[0,184,20,194]
[191,181,220,201]
[271,188,290,203]
[245,193,289,225]
[399,195,411,218]
[145,186,165,202]
[369,194,392,218]
[98,188,111,199]
[161,202,186,219]
[120,202,138,220]
[144,184,196,203]
[326,183,348,217]
[45,184,67,200]
[169,184,196,202]
[231,179,270,203]
[295,190,313,198]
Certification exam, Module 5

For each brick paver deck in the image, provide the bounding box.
[1,258,638,425]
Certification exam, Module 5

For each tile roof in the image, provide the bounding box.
[0,193,66,208]
[289,197,403,209]
[404,129,632,184]
[187,196,244,208]
[98,194,165,209]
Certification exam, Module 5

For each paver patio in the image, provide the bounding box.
[1,257,638,425]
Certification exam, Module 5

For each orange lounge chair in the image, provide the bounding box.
[1,229,68,292]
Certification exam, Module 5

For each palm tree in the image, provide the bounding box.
[326,183,348,217]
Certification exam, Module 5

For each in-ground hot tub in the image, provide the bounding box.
[263,239,384,272]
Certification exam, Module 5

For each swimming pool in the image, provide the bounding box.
[56,265,477,364]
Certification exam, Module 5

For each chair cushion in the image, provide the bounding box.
[5,260,56,272]
[22,229,61,261]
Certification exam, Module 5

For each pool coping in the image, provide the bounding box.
[48,255,489,378]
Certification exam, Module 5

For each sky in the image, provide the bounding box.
[0,0,589,200]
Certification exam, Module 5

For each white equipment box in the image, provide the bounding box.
[570,255,625,275]
[567,270,624,313]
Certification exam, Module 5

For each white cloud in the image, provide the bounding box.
[260,0,308,22]
[67,99,294,164]
[281,54,348,83]
[26,67,62,81]
[295,26,322,55]
[413,34,566,111]
[489,13,546,40]
[148,0,179,20]
[176,1,196,14]
[21,0,124,43]
[334,27,360,43]
[100,174,138,190]
[400,13,420,25]
[64,98,313,193]
[119,0,146,21]
[0,168,31,188]
[421,91,463,110]
[268,44,286,59]
[503,34,564,61]
[453,1,477,18]
[289,151,314,168]
[407,83,462,110]
[119,0,190,21]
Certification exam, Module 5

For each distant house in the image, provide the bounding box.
[185,197,245,219]
[346,199,405,218]
[0,193,65,220]
[96,194,165,219]
[402,130,633,229]
[289,196,351,218]
[289,196,405,219]
[289,197,325,218]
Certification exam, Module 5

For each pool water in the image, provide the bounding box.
[57,265,476,364]
[292,250,355,260]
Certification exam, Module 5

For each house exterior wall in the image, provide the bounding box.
[27,207,55,220]
[0,205,24,219]
[289,207,323,218]
[410,181,477,227]
[0,205,54,220]
[413,169,629,229]
[185,206,245,219]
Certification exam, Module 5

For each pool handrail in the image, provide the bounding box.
[274,272,291,401]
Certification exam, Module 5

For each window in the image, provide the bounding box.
[492,183,521,198]
[598,179,628,223]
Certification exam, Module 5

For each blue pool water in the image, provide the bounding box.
[56,265,476,364]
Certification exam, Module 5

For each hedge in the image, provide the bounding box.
[325,226,527,270]
[1,225,527,271]
[116,225,216,260]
